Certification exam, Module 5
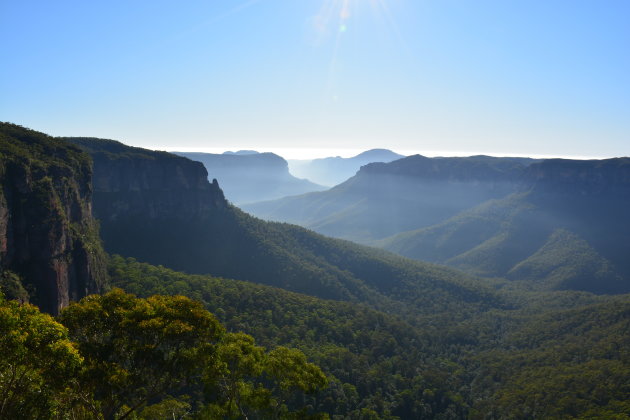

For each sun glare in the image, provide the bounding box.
[311,0,407,102]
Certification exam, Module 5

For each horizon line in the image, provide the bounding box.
[156,146,616,161]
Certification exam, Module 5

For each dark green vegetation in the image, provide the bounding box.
[108,256,630,419]
[469,296,630,419]
[288,149,405,187]
[2,125,630,419]
[175,151,325,205]
[0,123,107,313]
[1,290,327,420]
[110,256,468,418]
[246,154,630,294]
[71,137,502,322]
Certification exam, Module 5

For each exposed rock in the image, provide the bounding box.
[0,123,107,314]
[65,138,228,221]
[525,157,630,195]
[174,151,325,205]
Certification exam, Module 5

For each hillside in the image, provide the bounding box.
[175,151,325,204]
[108,256,471,418]
[470,295,630,418]
[245,155,534,242]
[0,124,107,314]
[379,158,630,294]
[68,137,502,321]
[288,148,405,187]
[108,256,630,419]
[3,124,630,419]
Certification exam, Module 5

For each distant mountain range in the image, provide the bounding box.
[245,155,538,241]
[64,138,497,318]
[3,123,630,418]
[289,148,405,187]
[245,154,630,294]
[175,151,325,205]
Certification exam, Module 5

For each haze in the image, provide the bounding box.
[1,0,629,158]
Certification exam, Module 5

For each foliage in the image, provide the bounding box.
[59,288,224,419]
[203,332,328,419]
[108,256,630,419]
[0,293,83,419]
[56,288,327,420]
[469,297,630,419]
[108,256,483,418]
[0,271,29,303]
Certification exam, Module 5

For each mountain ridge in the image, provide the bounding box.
[175,151,325,205]
[68,137,505,321]
[289,148,405,187]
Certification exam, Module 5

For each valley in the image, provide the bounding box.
[1,123,629,419]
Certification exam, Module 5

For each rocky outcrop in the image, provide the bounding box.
[65,138,228,221]
[360,154,535,183]
[175,151,325,205]
[525,158,630,196]
[0,123,107,314]
[64,138,233,277]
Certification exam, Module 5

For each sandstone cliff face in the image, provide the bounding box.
[0,124,107,314]
[65,138,227,222]
[525,158,630,196]
[63,138,235,280]
[174,151,324,205]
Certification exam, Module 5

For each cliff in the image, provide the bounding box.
[377,157,630,293]
[66,138,227,220]
[0,123,107,314]
[525,157,630,196]
[174,151,325,205]
[245,155,534,242]
[360,154,535,182]
[65,138,228,261]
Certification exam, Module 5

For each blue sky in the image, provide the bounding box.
[1,0,628,158]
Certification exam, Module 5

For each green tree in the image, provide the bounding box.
[0,294,83,419]
[203,332,267,418]
[59,288,225,420]
[263,346,329,419]
[203,333,329,419]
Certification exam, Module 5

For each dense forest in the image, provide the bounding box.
[245,154,630,295]
[0,289,328,419]
[1,123,630,419]
[107,256,630,419]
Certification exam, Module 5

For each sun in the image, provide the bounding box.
[311,0,406,102]
[312,0,401,35]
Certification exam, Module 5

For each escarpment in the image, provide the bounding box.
[65,138,229,269]
[65,138,227,221]
[0,123,107,314]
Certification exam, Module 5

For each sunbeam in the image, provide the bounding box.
[312,0,409,103]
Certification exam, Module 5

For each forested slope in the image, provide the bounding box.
[244,155,533,242]
[108,256,630,419]
[69,137,503,320]
[380,158,630,294]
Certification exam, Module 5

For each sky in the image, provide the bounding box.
[1,0,629,159]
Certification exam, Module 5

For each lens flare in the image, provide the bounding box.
[311,0,407,103]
